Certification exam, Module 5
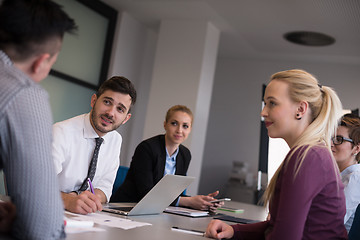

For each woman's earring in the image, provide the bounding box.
[296,113,302,120]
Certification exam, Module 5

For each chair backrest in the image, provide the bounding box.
[349,203,360,240]
[112,166,129,195]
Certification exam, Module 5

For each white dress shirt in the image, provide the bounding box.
[52,113,121,201]
[341,163,360,232]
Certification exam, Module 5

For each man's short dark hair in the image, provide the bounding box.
[0,0,77,61]
[96,76,137,113]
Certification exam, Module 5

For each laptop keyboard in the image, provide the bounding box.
[107,206,134,211]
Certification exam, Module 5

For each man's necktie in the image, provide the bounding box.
[78,137,104,192]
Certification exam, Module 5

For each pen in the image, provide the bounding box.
[171,226,205,236]
[87,178,95,194]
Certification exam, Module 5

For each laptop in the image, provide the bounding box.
[102,174,195,216]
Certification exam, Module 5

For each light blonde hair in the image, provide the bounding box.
[165,105,193,124]
[263,69,343,206]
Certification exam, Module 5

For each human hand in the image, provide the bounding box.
[62,191,102,214]
[0,202,16,233]
[209,202,224,212]
[207,190,219,198]
[181,194,216,210]
[94,188,107,204]
[207,191,225,212]
[205,219,234,239]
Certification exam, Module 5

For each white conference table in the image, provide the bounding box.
[65,201,267,240]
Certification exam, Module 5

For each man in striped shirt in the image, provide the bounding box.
[0,0,76,239]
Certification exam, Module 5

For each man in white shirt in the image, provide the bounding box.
[52,76,137,214]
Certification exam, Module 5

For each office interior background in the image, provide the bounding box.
[39,0,360,202]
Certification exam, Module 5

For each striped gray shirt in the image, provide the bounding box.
[0,51,65,239]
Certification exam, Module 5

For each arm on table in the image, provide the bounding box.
[205,219,234,239]
[94,188,107,203]
[179,191,223,211]
[61,191,102,214]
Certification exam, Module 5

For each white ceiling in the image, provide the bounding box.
[102,0,360,65]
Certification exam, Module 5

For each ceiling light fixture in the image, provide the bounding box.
[284,31,335,46]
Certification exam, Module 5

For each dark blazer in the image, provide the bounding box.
[110,134,191,203]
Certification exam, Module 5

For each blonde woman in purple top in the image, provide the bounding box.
[206,69,347,239]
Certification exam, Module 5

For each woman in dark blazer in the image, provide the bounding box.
[111,105,221,210]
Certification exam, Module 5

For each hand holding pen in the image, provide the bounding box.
[62,178,102,215]
[83,178,102,212]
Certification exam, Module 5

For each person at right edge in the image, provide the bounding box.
[206,69,348,239]
[0,0,76,239]
[331,113,360,232]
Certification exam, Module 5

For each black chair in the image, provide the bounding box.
[349,203,360,240]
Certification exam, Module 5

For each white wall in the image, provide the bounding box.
[198,58,360,196]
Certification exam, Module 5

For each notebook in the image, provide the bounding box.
[213,215,261,224]
[102,174,195,216]
[164,206,209,217]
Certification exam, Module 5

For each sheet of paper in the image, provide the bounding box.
[65,225,105,234]
[64,216,105,234]
[66,211,152,230]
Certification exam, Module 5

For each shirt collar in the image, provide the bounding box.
[0,50,13,66]
[166,147,179,159]
[341,163,360,176]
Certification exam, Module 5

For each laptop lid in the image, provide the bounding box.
[103,174,195,216]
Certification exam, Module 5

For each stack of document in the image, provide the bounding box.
[164,206,209,217]
[217,206,244,213]
[65,211,152,230]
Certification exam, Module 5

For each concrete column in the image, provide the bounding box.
[109,12,157,167]
[143,20,220,195]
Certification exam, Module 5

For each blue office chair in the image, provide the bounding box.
[349,203,360,240]
[112,166,129,195]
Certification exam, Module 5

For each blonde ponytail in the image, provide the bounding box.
[263,69,342,206]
